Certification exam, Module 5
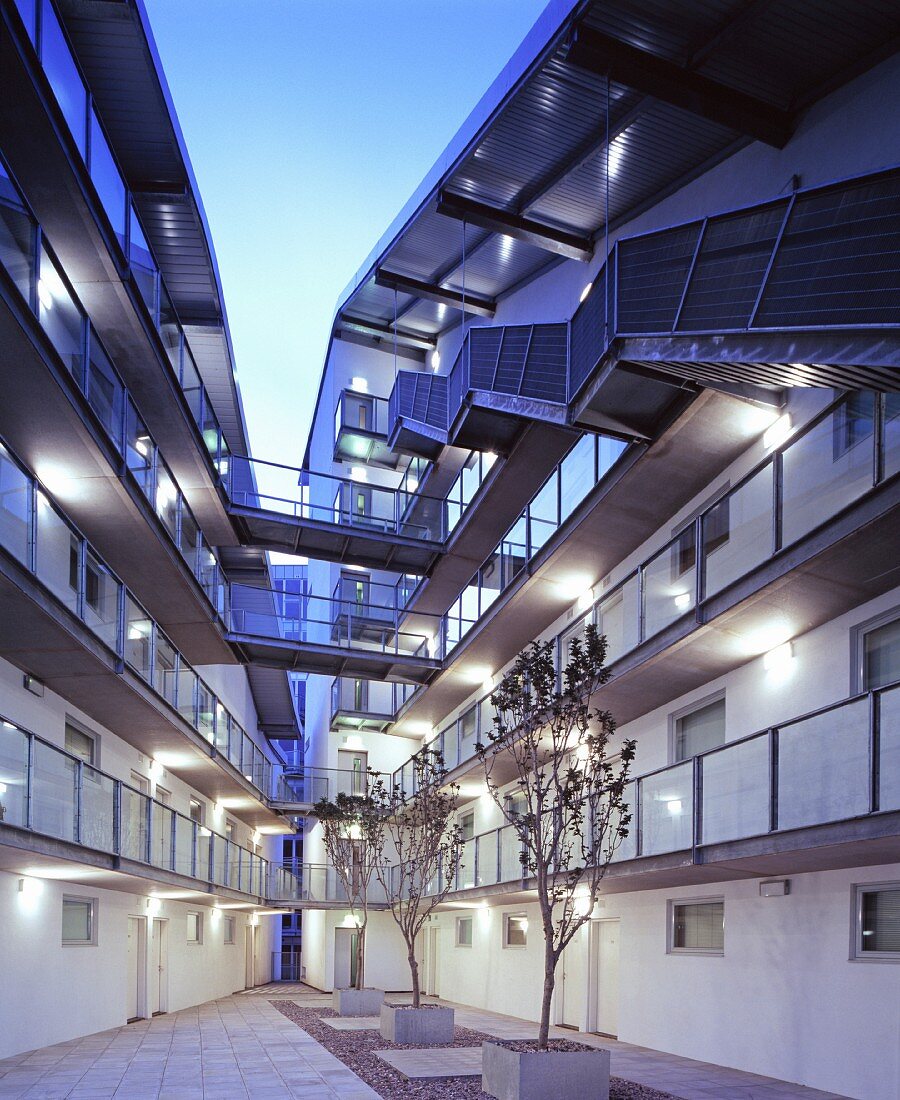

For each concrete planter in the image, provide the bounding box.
[332,987,385,1016]
[379,1003,455,1044]
[482,1040,610,1100]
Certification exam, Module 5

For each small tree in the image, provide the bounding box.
[369,750,463,1007]
[477,624,635,1048]
[313,791,382,990]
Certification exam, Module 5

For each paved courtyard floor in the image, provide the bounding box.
[0,983,849,1100]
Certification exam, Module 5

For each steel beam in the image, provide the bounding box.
[436,192,594,262]
[562,25,794,148]
[337,315,436,351]
[374,269,496,318]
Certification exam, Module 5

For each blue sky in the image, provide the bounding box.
[143,0,548,466]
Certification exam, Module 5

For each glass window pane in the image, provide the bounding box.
[35,494,79,615]
[597,575,640,664]
[83,550,119,648]
[675,698,726,761]
[64,723,94,764]
[673,901,723,951]
[782,395,875,546]
[885,394,900,481]
[13,0,36,41]
[32,738,75,840]
[861,889,900,954]
[129,205,158,320]
[62,898,92,943]
[641,763,693,854]
[0,722,29,827]
[124,596,152,679]
[86,330,124,449]
[154,632,178,706]
[40,0,87,156]
[559,435,594,519]
[125,402,154,496]
[700,736,769,844]
[643,534,695,641]
[39,248,83,380]
[0,160,35,302]
[154,461,179,540]
[879,683,900,812]
[89,110,126,246]
[777,699,869,830]
[863,617,900,691]
[0,442,31,565]
[703,466,772,598]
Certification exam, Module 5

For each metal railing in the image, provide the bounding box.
[270,765,385,804]
[9,0,233,481]
[400,390,900,782]
[226,456,447,543]
[331,677,414,725]
[0,717,273,896]
[439,679,900,893]
[0,435,274,802]
[267,862,389,906]
[0,160,225,608]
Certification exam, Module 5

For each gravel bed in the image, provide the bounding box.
[272,1000,675,1100]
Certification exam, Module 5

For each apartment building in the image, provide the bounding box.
[0,0,311,1058]
[290,4,900,1100]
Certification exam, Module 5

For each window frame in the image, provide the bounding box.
[62,894,98,946]
[186,910,203,945]
[851,882,900,963]
[668,690,726,765]
[503,912,528,949]
[667,897,725,956]
[850,606,900,694]
[459,810,475,843]
[64,718,99,768]
[456,915,473,947]
[223,915,236,945]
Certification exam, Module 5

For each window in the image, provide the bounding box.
[189,798,204,824]
[456,916,473,947]
[858,613,900,692]
[669,899,724,954]
[673,696,726,762]
[459,811,475,842]
[64,721,96,766]
[62,896,96,945]
[853,884,900,961]
[223,915,235,945]
[187,911,202,944]
[833,391,874,461]
[504,913,528,948]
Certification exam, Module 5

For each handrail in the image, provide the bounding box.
[0,714,272,896]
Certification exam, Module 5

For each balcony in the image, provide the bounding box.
[330,678,413,733]
[225,457,446,574]
[0,5,238,541]
[387,372,449,460]
[0,437,282,826]
[269,765,385,812]
[268,863,389,909]
[438,680,900,903]
[396,391,900,764]
[0,717,281,903]
[333,389,399,469]
[226,582,442,684]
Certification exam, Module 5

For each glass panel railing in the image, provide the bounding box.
[642,533,695,640]
[456,838,476,889]
[88,109,126,247]
[703,464,773,598]
[777,697,870,830]
[499,825,524,881]
[39,0,88,157]
[597,573,641,664]
[80,767,115,852]
[879,683,900,812]
[0,722,28,827]
[150,802,174,871]
[31,737,76,841]
[173,814,194,877]
[0,442,32,567]
[611,782,637,862]
[701,735,770,845]
[782,394,876,546]
[639,763,693,856]
[476,830,499,887]
[120,785,149,862]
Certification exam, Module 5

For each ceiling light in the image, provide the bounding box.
[405,477,419,493]
[763,641,794,672]
[350,466,367,482]
[666,799,683,815]
[432,350,441,371]
[673,592,692,611]
[465,665,492,686]
[351,376,368,392]
[579,282,593,303]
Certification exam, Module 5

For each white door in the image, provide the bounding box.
[561,927,588,1029]
[151,918,167,1015]
[595,920,620,1037]
[426,927,440,996]
[126,917,144,1021]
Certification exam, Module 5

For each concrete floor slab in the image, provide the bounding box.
[374,1046,483,1079]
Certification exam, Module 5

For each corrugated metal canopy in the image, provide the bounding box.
[331,0,900,343]
[57,0,251,458]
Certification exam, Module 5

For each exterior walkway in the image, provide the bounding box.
[0,984,850,1100]
[0,993,377,1099]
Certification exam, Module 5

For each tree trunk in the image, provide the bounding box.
[538,937,556,1049]
[354,924,365,990]
[408,944,421,1008]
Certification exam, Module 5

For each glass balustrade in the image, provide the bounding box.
[0,152,225,607]
[0,717,275,895]
[424,682,899,897]
[0,436,273,802]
